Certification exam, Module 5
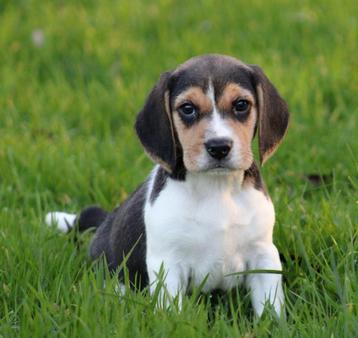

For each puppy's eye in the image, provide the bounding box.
[179,103,196,117]
[233,99,250,114]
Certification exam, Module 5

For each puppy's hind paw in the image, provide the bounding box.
[45,211,76,233]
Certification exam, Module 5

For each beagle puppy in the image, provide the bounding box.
[46,54,289,316]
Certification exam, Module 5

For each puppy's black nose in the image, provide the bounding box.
[205,138,233,160]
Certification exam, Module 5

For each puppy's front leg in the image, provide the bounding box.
[147,257,185,309]
[246,243,284,316]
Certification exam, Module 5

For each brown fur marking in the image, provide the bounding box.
[174,87,213,114]
[217,83,255,115]
[172,113,209,171]
[217,83,257,169]
[226,110,256,169]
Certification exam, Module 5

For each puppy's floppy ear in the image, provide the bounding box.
[135,71,177,173]
[250,65,289,165]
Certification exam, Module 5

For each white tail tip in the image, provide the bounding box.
[45,211,77,232]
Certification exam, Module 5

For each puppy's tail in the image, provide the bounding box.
[45,206,108,233]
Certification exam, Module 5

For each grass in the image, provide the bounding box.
[1,0,357,336]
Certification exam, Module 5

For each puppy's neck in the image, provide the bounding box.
[184,169,245,195]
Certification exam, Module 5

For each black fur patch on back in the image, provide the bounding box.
[169,146,186,180]
[150,167,168,204]
[243,161,268,195]
[89,182,149,289]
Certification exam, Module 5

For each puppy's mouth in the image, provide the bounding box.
[202,161,238,174]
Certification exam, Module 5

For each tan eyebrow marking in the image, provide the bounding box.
[174,86,213,114]
[217,83,255,113]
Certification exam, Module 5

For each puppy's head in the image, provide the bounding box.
[135,55,289,175]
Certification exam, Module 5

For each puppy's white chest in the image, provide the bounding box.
[144,172,274,291]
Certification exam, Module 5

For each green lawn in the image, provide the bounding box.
[1,0,357,336]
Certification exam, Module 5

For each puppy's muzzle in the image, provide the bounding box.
[205,138,233,160]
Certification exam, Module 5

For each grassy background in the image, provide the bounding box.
[1,0,357,336]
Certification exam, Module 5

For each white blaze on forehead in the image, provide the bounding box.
[206,81,233,139]
[206,80,216,107]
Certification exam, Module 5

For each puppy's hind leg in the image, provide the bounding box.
[76,206,108,232]
[45,206,108,233]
